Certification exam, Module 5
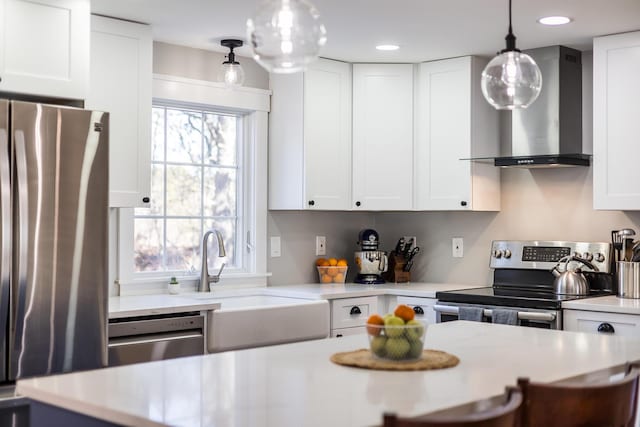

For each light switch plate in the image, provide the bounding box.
[270,236,281,257]
[316,236,326,256]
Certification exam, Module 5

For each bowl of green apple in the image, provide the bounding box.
[366,304,426,362]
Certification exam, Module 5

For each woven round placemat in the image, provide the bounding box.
[330,349,459,371]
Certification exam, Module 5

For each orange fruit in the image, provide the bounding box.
[366,314,385,336]
[328,258,338,266]
[337,259,348,267]
[394,304,415,322]
[320,274,332,283]
[318,259,330,267]
[326,267,339,277]
[333,273,345,283]
[316,258,328,266]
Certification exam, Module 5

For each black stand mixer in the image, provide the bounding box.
[354,229,388,284]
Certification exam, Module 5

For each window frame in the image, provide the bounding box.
[116,74,270,292]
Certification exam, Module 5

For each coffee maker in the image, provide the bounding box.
[354,229,388,284]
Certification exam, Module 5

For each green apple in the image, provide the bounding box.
[385,337,410,360]
[370,335,387,357]
[384,315,405,337]
[405,319,425,342]
[407,339,423,359]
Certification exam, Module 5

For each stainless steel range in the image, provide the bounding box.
[435,241,614,329]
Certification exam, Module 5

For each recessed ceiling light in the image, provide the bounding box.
[376,44,399,51]
[538,16,572,26]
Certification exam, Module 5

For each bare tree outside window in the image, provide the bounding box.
[134,105,240,273]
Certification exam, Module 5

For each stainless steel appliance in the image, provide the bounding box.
[108,312,205,366]
[354,229,388,284]
[435,240,613,329]
[0,100,109,383]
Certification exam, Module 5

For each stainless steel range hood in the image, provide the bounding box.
[493,46,589,168]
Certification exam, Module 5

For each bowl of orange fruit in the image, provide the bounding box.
[366,304,426,361]
[316,257,348,284]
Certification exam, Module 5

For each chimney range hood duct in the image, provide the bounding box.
[493,46,589,168]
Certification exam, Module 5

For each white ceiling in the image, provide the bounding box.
[91,0,640,62]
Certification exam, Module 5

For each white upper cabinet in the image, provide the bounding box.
[593,31,640,210]
[0,0,89,100]
[352,64,414,210]
[414,56,500,211]
[85,15,152,208]
[269,58,352,210]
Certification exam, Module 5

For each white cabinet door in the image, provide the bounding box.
[269,58,351,210]
[593,31,640,210]
[304,59,352,210]
[415,56,500,211]
[352,64,413,210]
[0,0,89,100]
[564,309,640,338]
[86,15,152,208]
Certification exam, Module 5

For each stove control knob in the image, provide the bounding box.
[503,249,512,259]
[573,251,581,258]
[594,253,606,263]
[493,249,502,258]
[582,252,593,262]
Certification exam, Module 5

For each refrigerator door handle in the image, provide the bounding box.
[0,126,9,382]
[12,130,28,350]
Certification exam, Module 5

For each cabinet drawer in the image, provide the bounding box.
[564,309,640,337]
[331,296,378,330]
[331,326,366,338]
[396,296,437,325]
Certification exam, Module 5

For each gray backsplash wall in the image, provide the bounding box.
[113,43,637,291]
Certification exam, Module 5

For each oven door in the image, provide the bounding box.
[434,302,562,330]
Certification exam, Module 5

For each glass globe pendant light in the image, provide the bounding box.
[246,0,327,74]
[481,0,542,110]
[218,39,245,88]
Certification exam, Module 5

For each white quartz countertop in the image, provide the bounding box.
[108,294,221,319]
[17,321,640,427]
[563,295,640,315]
[108,283,486,318]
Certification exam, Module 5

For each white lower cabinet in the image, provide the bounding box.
[395,296,437,325]
[330,296,378,337]
[563,309,640,337]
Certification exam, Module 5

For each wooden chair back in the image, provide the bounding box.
[517,366,640,427]
[382,387,522,427]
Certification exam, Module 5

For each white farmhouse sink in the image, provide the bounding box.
[206,295,330,353]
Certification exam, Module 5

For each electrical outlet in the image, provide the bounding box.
[270,236,281,257]
[316,236,326,256]
[452,237,463,258]
[403,236,417,249]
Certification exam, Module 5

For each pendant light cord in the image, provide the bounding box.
[503,0,518,52]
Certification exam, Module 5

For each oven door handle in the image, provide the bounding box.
[433,305,557,322]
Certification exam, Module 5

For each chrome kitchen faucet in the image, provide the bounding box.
[198,230,226,292]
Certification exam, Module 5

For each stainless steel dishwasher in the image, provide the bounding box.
[108,312,205,366]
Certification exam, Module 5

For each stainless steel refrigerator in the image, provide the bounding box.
[0,99,108,383]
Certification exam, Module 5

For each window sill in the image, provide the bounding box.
[117,273,272,296]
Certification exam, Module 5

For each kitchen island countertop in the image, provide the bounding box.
[17,321,640,427]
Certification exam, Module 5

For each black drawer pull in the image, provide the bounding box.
[413,306,424,315]
[349,306,361,315]
[308,200,315,206]
[336,333,343,338]
[597,322,615,334]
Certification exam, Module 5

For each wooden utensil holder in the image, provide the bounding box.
[383,253,411,283]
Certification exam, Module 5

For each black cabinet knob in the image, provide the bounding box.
[308,200,315,206]
[142,196,150,203]
[597,322,615,334]
[355,201,361,207]
[349,306,362,315]
[413,306,424,315]
[460,201,467,207]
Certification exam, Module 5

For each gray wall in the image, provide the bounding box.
[141,43,638,289]
[153,41,270,90]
